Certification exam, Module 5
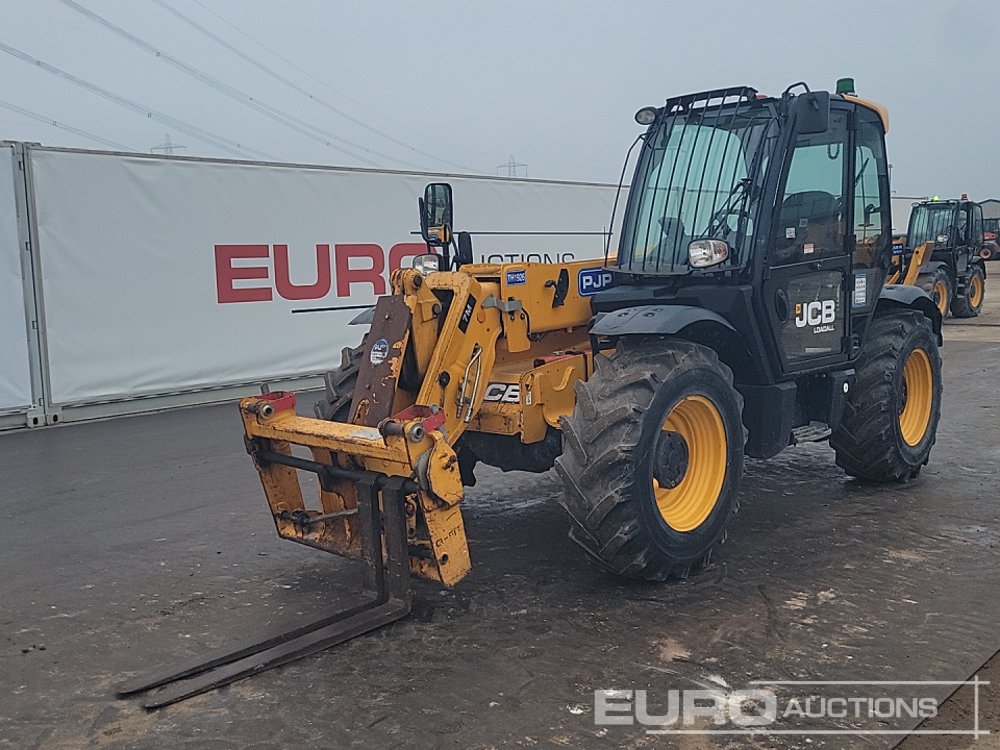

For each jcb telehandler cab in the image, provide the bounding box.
[897,197,987,317]
[119,80,943,707]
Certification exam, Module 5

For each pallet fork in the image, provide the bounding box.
[116,281,484,707]
[115,466,412,709]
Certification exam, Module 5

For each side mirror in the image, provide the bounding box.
[420,182,454,247]
[792,91,830,135]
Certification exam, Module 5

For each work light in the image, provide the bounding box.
[412,253,442,275]
[635,107,658,125]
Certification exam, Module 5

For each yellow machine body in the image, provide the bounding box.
[240,259,602,587]
[887,240,933,286]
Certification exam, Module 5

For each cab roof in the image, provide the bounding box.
[840,94,890,133]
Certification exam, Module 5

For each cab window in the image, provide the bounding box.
[972,204,984,245]
[852,108,889,269]
[958,208,969,245]
[771,110,848,265]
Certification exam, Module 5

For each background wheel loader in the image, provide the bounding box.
[892,196,988,317]
[120,79,944,707]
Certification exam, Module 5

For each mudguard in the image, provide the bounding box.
[591,304,736,337]
[918,260,947,276]
[591,303,764,382]
[877,284,942,342]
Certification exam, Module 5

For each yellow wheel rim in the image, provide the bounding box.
[653,395,727,532]
[970,274,984,307]
[933,281,948,315]
[899,348,933,447]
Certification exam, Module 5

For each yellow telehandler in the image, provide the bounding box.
[119,80,943,708]
[890,197,987,318]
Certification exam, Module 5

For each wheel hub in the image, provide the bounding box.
[933,281,948,314]
[971,275,984,307]
[653,394,728,532]
[653,430,690,489]
[899,347,933,446]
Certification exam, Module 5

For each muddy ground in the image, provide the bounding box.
[2,297,999,750]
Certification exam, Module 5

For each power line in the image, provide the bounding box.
[0,41,272,159]
[187,0,495,161]
[149,0,478,173]
[57,0,428,169]
[0,98,132,151]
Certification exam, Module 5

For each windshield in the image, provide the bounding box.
[907,204,955,247]
[617,95,777,274]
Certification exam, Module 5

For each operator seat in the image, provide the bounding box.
[772,190,843,264]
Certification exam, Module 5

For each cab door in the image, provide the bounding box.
[845,106,891,350]
[762,108,852,374]
[957,202,983,275]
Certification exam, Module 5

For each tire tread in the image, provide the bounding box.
[830,311,942,481]
[555,337,744,581]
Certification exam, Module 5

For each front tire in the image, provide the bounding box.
[917,268,951,318]
[950,265,985,318]
[314,344,364,421]
[555,338,744,581]
[830,311,942,481]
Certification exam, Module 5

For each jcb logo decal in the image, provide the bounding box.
[483,383,521,403]
[795,300,836,328]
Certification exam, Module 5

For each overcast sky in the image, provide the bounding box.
[2,0,998,198]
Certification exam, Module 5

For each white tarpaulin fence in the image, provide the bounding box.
[19,146,621,421]
[0,144,33,417]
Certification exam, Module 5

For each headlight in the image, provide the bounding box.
[411,253,442,275]
[936,234,949,244]
[688,239,730,268]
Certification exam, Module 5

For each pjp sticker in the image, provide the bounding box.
[578,267,615,296]
[785,227,796,239]
[370,338,389,365]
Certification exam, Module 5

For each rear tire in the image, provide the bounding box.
[950,265,985,318]
[314,345,364,421]
[917,268,951,318]
[555,337,744,581]
[830,311,942,482]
